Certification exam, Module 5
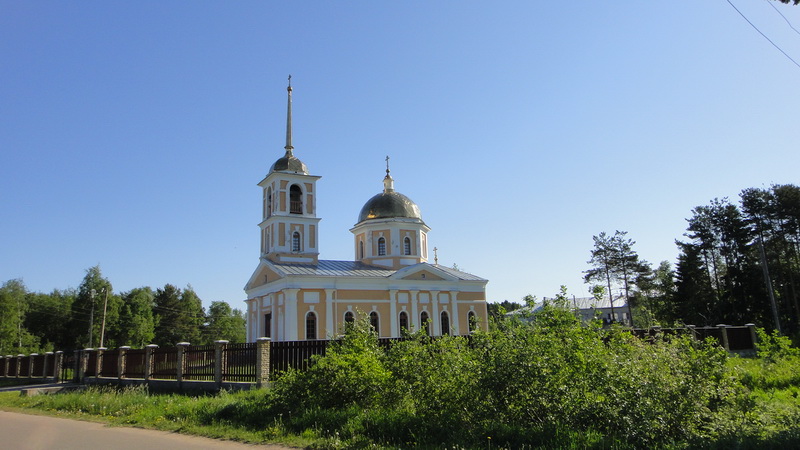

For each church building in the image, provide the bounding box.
[244,81,489,341]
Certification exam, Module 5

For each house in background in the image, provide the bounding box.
[507,295,632,326]
[244,81,489,341]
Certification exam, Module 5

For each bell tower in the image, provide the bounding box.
[258,77,321,264]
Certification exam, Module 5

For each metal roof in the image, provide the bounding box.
[271,260,486,281]
[273,260,396,277]
[429,264,487,281]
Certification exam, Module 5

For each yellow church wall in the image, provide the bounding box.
[457,291,486,301]
[336,289,390,300]
[278,223,286,246]
[310,224,316,248]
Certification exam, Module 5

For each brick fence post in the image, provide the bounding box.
[17,355,24,379]
[118,346,130,379]
[745,323,758,353]
[144,344,158,381]
[73,350,81,383]
[28,354,37,379]
[176,342,190,386]
[5,355,14,378]
[43,352,52,380]
[255,337,271,388]
[214,340,229,389]
[78,349,91,384]
[95,348,106,379]
[53,351,63,383]
[717,324,730,351]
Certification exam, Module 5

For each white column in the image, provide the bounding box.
[389,289,398,337]
[430,291,440,335]
[325,289,335,338]
[410,290,419,331]
[449,291,461,335]
[284,289,299,341]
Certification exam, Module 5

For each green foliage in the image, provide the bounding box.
[0,279,41,354]
[271,317,390,414]
[202,301,246,345]
[755,328,800,362]
[265,291,747,448]
[24,289,75,351]
[2,318,800,448]
[68,265,114,349]
[116,287,156,348]
[153,284,205,346]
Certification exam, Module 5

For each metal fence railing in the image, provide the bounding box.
[223,342,256,382]
[184,345,215,381]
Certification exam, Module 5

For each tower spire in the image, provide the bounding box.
[285,75,293,155]
[383,155,395,193]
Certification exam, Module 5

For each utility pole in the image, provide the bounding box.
[99,288,109,348]
[88,289,96,348]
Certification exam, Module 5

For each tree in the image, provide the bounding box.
[116,287,156,348]
[681,198,766,328]
[584,230,647,323]
[202,301,246,344]
[68,266,114,349]
[487,300,524,319]
[630,260,676,327]
[24,289,75,351]
[153,284,204,346]
[0,279,40,354]
[741,185,800,333]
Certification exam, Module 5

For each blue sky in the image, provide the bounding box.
[2,1,799,310]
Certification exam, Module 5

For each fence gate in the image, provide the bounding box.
[60,352,77,383]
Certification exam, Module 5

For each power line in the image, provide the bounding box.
[767,0,800,36]
[725,0,800,70]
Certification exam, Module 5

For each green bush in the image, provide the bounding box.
[266,298,743,448]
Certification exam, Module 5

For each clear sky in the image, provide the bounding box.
[2,1,799,310]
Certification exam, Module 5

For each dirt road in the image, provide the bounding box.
[0,411,294,450]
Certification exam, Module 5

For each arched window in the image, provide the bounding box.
[404,237,411,255]
[359,241,364,260]
[369,311,380,335]
[378,237,386,256]
[343,311,355,333]
[399,311,409,332]
[290,184,303,214]
[420,311,430,335]
[468,311,477,332]
[266,187,272,217]
[441,311,450,336]
[305,311,317,340]
[292,231,301,252]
